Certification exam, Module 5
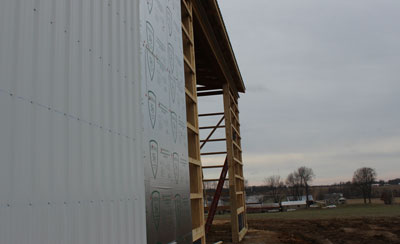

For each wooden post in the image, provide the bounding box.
[223,83,248,243]
[181,0,206,243]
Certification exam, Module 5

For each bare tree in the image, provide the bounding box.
[286,172,302,200]
[295,166,315,207]
[264,175,284,203]
[352,167,377,204]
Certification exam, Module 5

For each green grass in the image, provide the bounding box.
[215,204,400,220]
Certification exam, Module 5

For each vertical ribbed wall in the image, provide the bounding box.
[0,0,146,243]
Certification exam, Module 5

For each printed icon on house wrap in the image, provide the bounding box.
[149,140,159,179]
[146,21,155,81]
[173,152,179,184]
[151,191,161,230]
[148,91,157,129]
[169,75,176,103]
[167,43,174,74]
[174,194,182,227]
[147,0,153,14]
[166,6,173,37]
[171,111,177,143]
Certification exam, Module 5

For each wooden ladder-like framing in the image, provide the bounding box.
[181,0,206,243]
[223,83,248,243]
[198,84,247,243]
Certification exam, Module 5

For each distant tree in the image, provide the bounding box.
[352,167,377,204]
[295,166,315,207]
[380,189,393,205]
[264,175,284,203]
[286,172,302,200]
[388,178,400,185]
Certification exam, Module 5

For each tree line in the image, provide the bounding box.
[260,166,394,205]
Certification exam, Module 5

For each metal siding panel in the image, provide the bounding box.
[0,0,146,243]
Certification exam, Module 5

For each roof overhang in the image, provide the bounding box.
[192,0,245,94]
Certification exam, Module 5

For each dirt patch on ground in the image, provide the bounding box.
[207,217,400,244]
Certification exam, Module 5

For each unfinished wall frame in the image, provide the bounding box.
[223,83,248,242]
[183,0,247,243]
[198,84,247,243]
[181,0,206,243]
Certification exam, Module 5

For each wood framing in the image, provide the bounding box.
[181,0,206,243]
[198,84,247,243]
[223,84,248,242]
[183,0,247,243]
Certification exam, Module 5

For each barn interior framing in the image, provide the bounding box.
[181,0,247,243]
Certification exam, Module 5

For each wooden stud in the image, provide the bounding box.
[197,90,224,96]
[199,125,225,130]
[200,151,227,156]
[181,1,206,243]
[200,115,225,149]
[198,112,224,117]
[223,83,248,243]
[202,165,225,169]
[200,138,226,143]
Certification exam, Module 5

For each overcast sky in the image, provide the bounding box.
[205,0,400,185]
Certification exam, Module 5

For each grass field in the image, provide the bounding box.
[346,197,400,204]
[213,200,400,221]
[208,203,400,244]
[247,203,400,220]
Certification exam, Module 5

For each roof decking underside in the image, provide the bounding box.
[193,0,245,93]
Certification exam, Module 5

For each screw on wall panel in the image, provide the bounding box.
[89,49,92,52]
[50,21,54,24]
[33,8,37,12]
[7,204,10,207]
[48,202,51,205]
[29,203,32,206]
[64,202,67,205]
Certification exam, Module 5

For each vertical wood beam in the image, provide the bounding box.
[223,83,239,242]
[181,0,206,243]
[223,83,248,243]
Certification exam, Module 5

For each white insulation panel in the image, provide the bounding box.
[0,0,147,243]
[140,0,192,243]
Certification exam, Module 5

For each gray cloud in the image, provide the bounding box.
[202,0,400,185]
